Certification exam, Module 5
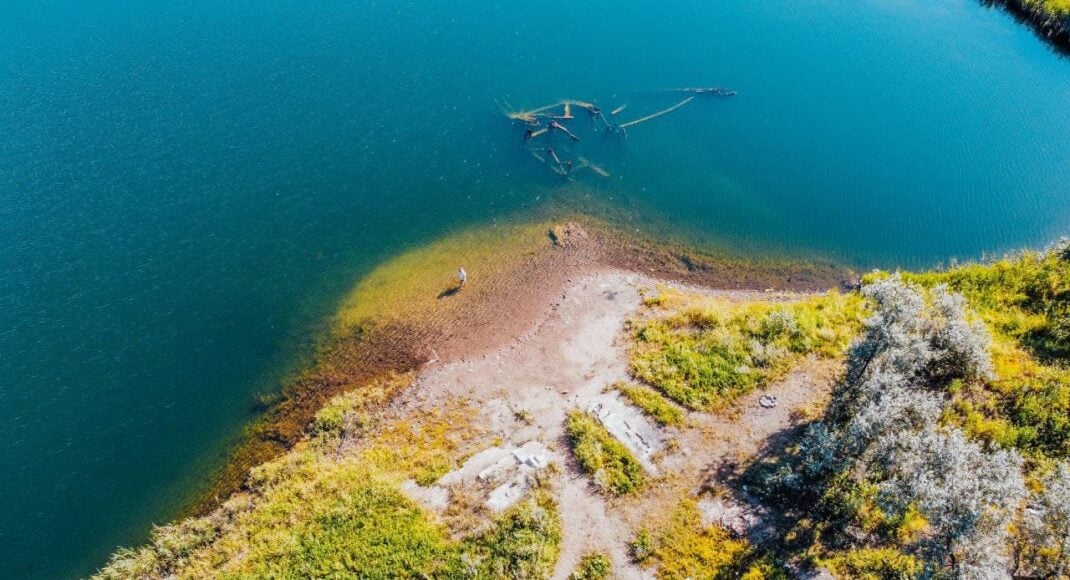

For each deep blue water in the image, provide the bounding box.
[2,0,1069,576]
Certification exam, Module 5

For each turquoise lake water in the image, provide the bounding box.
[3,0,1070,576]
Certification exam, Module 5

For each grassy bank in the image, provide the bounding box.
[97,374,562,578]
[98,229,1070,578]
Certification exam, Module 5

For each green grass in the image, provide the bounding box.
[463,489,563,579]
[234,463,457,578]
[637,499,785,580]
[97,455,562,579]
[310,371,411,442]
[868,249,1070,463]
[96,455,456,579]
[565,410,645,495]
[359,403,477,486]
[630,291,865,411]
[569,551,612,580]
[96,384,560,579]
[614,382,687,427]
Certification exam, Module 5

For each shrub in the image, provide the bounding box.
[465,490,562,579]
[631,529,654,563]
[875,427,1025,577]
[818,547,922,579]
[565,410,645,495]
[639,499,783,579]
[757,275,1028,577]
[570,552,612,580]
[928,285,994,383]
[883,249,1070,463]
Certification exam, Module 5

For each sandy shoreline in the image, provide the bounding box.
[191,218,855,515]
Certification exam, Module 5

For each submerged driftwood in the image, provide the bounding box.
[507,87,736,178]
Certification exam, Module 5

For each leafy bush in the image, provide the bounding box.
[878,249,1070,462]
[465,490,563,579]
[631,529,654,563]
[614,382,686,427]
[818,547,922,579]
[875,426,1025,577]
[570,552,612,580]
[928,285,994,382]
[565,410,645,495]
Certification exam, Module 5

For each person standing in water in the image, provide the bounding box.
[458,266,467,288]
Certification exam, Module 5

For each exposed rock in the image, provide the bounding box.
[589,395,666,474]
[697,496,761,537]
[513,440,549,469]
[403,441,553,514]
[400,480,450,511]
[801,567,836,580]
[549,222,590,248]
[487,473,532,512]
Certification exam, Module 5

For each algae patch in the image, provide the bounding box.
[334,221,554,330]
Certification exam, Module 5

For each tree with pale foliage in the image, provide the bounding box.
[763,276,1027,578]
[844,276,993,392]
[848,275,933,383]
[875,426,1025,579]
[928,284,994,383]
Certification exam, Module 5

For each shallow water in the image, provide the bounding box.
[2,0,1069,576]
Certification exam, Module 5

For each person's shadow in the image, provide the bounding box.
[437,285,461,299]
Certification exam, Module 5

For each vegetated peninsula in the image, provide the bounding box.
[96,220,1070,579]
[997,0,1070,48]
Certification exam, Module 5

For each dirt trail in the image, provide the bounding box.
[402,271,646,577]
[377,268,844,578]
